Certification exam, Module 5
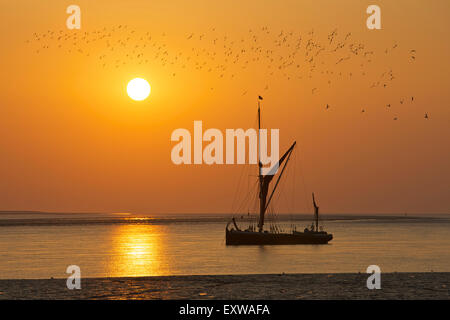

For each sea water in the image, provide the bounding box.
[0,212,449,279]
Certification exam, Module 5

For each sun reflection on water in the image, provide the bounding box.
[108,224,168,277]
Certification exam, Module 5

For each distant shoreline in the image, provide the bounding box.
[0,212,449,228]
[0,273,448,300]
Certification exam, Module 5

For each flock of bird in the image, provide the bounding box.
[26,25,428,120]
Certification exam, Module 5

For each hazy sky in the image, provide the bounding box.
[0,0,449,214]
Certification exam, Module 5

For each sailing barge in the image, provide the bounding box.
[225,98,333,245]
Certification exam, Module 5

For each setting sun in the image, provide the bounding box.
[127,78,151,101]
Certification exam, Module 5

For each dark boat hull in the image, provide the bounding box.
[226,229,333,245]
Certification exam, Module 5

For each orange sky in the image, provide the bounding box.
[0,0,449,214]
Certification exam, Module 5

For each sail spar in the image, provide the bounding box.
[257,141,296,232]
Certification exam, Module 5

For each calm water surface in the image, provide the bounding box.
[0,213,449,279]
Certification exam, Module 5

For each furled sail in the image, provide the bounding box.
[257,141,296,232]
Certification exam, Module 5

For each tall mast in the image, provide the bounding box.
[258,99,262,178]
[257,98,265,232]
[256,96,297,233]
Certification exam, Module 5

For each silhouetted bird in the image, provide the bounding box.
[258,95,263,100]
